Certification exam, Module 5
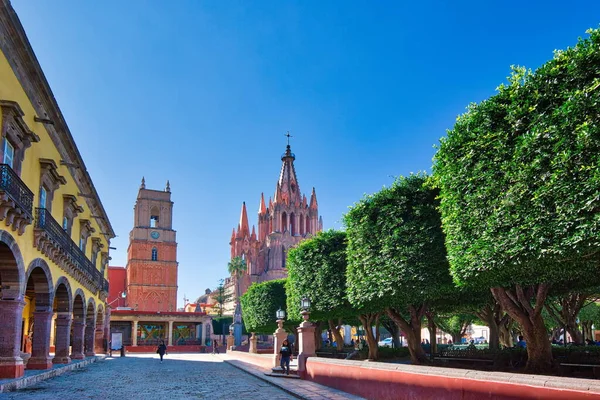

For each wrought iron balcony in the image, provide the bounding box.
[0,163,34,235]
[34,207,104,292]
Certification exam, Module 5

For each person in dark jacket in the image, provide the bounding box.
[280,339,293,375]
[157,340,167,363]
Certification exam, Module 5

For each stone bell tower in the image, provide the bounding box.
[125,178,178,312]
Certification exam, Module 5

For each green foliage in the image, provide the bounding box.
[377,347,411,359]
[286,230,355,322]
[240,279,287,334]
[436,313,474,339]
[433,28,600,291]
[579,302,600,325]
[344,173,453,311]
[228,256,247,278]
[212,279,231,317]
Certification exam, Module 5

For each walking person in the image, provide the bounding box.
[212,339,219,354]
[156,340,167,363]
[280,339,293,375]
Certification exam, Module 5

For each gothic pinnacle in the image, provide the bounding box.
[140,176,146,189]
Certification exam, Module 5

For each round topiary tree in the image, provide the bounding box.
[433,28,600,373]
[345,173,453,364]
[240,279,288,334]
[286,230,356,351]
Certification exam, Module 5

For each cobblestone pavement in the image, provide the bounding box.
[2,354,296,400]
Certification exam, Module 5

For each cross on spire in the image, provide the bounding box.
[285,131,293,146]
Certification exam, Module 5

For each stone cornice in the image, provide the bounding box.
[0,1,115,239]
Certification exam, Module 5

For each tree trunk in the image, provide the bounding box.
[475,302,504,350]
[499,319,514,348]
[313,321,323,350]
[451,333,462,344]
[328,319,344,350]
[426,312,437,355]
[491,284,554,373]
[387,305,428,364]
[358,313,380,360]
[381,318,401,348]
[545,293,589,345]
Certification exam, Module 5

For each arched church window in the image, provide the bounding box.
[281,212,287,233]
[151,247,158,261]
[299,214,304,236]
[306,215,310,234]
[290,213,296,235]
[282,245,286,268]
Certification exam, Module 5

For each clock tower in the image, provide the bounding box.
[125,178,178,312]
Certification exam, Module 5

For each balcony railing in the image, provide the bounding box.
[0,163,34,234]
[34,207,103,290]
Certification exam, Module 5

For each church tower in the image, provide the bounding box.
[227,139,323,305]
[125,178,178,312]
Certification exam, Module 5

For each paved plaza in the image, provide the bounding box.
[2,354,297,400]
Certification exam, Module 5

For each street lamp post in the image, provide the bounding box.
[296,297,316,375]
[226,323,235,351]
[273,307,288,368]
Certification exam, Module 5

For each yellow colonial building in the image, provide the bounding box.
[0,1,115,378]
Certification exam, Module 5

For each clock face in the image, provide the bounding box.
[151,231,160,239]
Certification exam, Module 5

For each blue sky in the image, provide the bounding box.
[13,1,599,306]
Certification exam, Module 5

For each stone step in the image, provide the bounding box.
[265,372,301,379]
[271,366,298,376]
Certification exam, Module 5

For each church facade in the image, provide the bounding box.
[225,144,323,310]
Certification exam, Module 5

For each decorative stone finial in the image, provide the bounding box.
[140,177,145,189]
[165,180,170,192]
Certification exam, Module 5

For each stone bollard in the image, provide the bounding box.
[273,320,288,367]
[296,311,316,374]
[226,334,235,351]
[249,333,258,354]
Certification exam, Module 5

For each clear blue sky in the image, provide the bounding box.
[13,1,599,307]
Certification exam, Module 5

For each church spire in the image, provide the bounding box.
[140,176,145,189]
[239,202,250,237]
[258,192,267,215]
[277,138,301,205]
[309,187,318,209]
[165,180,170,192]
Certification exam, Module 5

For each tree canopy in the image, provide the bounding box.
[433,28,600,372]
[286,230,354,322]
[240,279,287,334]
[345,173,453,363]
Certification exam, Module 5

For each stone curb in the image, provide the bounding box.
[223,357,364,400]
[0,355,107,393]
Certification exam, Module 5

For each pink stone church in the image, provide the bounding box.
[225,143,322,308]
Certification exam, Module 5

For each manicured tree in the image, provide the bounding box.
[286,230,356,351]
[227,256,247,303]
[345,173,453,364]
[240,279,288,334]
[436,313,474,345]
[579,302,600,343]
[544,292,598,344]
[433,28,600,372]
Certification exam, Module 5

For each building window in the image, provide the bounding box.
[63,195,83,237]
[150,215,159,228]
[79,236,86,253]
[3,139,14,168]
[39,186,47,208]
[151,247,158,261]
[62,216,69,231]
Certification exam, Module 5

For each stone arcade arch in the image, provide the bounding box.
[52,277,73,364]
[84,299,96,356]
[0,231,26,378]
[70,289,86,360]
[24,259,54,370]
